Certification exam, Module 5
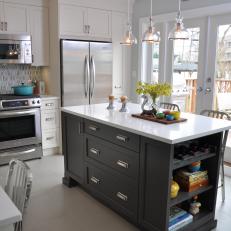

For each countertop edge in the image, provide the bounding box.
[61,108,231,144]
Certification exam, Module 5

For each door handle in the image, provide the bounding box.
[197,87,203,93]
[84,55,90,98]
[89,148,100,156]
[4,22,7,31]
[116,192,128,201]
[90,56,96,98]
[116,160,129,169]
[0,22,3,31]
[205,88,212,94]
[90,176,100,184]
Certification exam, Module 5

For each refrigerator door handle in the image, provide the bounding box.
[84,55,90,98]
[90,56,96,98]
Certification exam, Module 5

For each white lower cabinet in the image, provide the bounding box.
[41,97,60,154]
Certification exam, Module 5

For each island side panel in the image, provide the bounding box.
[62,112,85,186]
[139,137,174,231]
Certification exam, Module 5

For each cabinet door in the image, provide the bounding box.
[59,4,87,37]
[30,7,49,66]
[3,3,28,33]
[62,113,84,184]
[87,8,111,39]
[112,12,131,97]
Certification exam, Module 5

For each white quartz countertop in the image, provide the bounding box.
[0,186,22,227]
[61,103,231,144]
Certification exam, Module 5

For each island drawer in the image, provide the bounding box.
[85,135,139,180]
[85,119,140,152]
[86,164,138,221]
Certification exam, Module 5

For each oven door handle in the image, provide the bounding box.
[0,109,38,118]
[0,148,36,158]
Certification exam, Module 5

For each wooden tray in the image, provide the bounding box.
[131,114,187,125]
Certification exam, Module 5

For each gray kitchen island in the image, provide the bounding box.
[61,103,231,231]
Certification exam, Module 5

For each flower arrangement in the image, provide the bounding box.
[136,81,172,101]
[136,81,172,115]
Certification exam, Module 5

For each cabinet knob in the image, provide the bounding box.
[116,135,128,143]
[116,160,129,169]
[89,148,100,156]
[88,125,99,132]
[116,192,128,201]
[90,176,100,184]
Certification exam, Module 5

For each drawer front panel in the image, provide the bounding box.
[41,110,60,130]
[42,129,60,149]
[41,99,59,110]
[86,135,139,179]
[85,120,140,152]
[86,164,138,219]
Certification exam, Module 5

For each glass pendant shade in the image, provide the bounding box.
[142,0,160,44]
[168,0,190,41]
[120,0,137,46]
[168,20,190,40]
[142,21,160,44]
[120,24,137,46]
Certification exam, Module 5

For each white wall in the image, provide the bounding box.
[130,0,231,101]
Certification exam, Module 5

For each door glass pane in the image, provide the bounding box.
[214,24,231,148]
[0,116,35,142]
[172,28,200,112]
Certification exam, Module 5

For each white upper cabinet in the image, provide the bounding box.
[87,8,111,38]
[59,4,111,39]
[2,3,28,33]
[29,7,49,66]
[60,4,87,37]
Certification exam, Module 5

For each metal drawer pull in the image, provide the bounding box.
[90,148,100,156]
[46,136,55,141]
[45,117,54,121]
[90,176,100,184]
[45,103,54,107]
[116,135,128,143]
[88,125,99,131]
[116,160,129,169]
[116,192,128,201]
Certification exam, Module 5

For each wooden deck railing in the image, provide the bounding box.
[184,79,231,113]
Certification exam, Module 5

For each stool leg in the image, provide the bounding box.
[221,154,225,202]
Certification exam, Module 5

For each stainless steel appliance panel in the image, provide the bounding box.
[89,42,112,104]
[0,34,32,64]
[0,144,42,165]
[61,40,90,106]
[0,108,42,150]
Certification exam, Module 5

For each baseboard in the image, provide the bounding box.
[43,147,61,156]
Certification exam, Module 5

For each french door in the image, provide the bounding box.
[166,18,207,114]
[206,14,231,163]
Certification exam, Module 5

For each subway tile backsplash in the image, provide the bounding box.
[0,64,42,94]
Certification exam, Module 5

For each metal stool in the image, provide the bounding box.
[200,110,230,202]
[160,102,180,111]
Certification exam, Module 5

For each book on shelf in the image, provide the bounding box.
[169,213,193,231]
[169,206,187,223]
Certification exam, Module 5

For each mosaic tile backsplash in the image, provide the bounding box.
[0,64,42,94]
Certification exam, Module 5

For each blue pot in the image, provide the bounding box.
[12,83,34,96]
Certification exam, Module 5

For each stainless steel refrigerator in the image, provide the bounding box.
[60,40,112,106]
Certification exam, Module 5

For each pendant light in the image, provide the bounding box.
[168,0,190,40]
[142,0,160,44]
[120,0,137,46]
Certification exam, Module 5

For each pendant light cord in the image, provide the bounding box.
[149,0,153,26]
[128,0,130,25]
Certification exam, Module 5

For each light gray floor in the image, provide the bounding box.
[0,155,230,231]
